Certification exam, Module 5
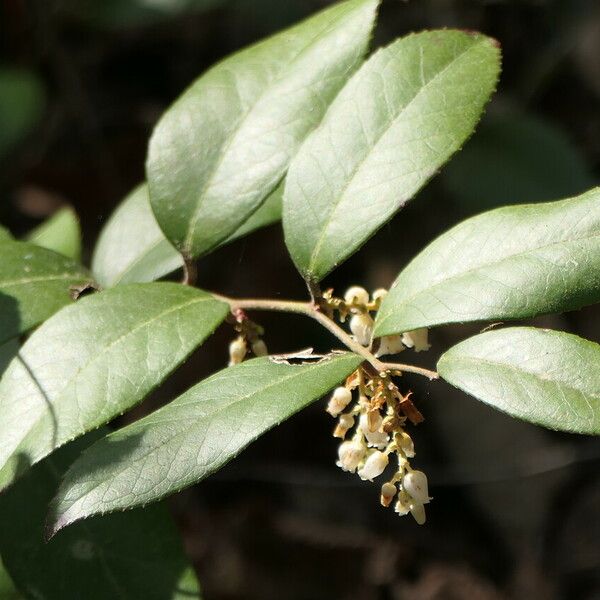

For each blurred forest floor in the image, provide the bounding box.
[1,0,600,598]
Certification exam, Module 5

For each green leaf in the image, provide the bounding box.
[92,185,184,288]
[224,179,283,245]
[0,432,201,600]
[0,282,228,489]
[375,187,600,336]
[26,206,82,261]
[0,226,11,241]
[444,111,594,212]
[0,557,21,600]
[0,69,44,159]
[93,182,282,288]
[437,327,600,434]
[0,240,91,345]
[147,0,380,259]
[283,30,501,282]
[48,353,361,533]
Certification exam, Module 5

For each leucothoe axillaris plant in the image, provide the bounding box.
[0,0,598,596]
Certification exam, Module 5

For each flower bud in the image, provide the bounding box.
[326,387,352,417]
[410,502,427,525]
[333,413,354,438]
[350,313,374,346]
[337,441,364,473]
[344,286,369,306]
[251,339,268,357]
[396,431,415,458]
[228,337,247,366]
[375,335,404,357]
[403,470,431,504]
[358,450,389,481]
[371,288,388,303]
[380,482,397,507]
[401,328,431,352]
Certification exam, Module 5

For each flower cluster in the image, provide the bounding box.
[324,285,432,524]
[327,368,431,524]
[320,286,431,356]
[227,309,268,366]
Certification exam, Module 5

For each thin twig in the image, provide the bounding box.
[217,295,439,380]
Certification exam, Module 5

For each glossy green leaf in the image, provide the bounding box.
[92,185,183,287]
[283,30,501,282]
[0,282,228,489]
[26,206,82,261]
[49,353,362,532]
[93,182,282,288]
[0,432,201,600]
[0,240,91,345]
[444,111,594,212]
[438,327,600,434]
[147,0,379,259]
[375,188,600,336]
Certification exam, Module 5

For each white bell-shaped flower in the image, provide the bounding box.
[371,288,388,303]
[333,413,355,439]
[375,335,404,357]
[358,413,389,448]
[337,441,364,473]
[350,313,374,346]
[228,337,247,366]
[344,286,369,306]
[394,491,411,516]
[401,328,431,352]
[410,502,427,525]
[358,450,389,481]
[326,387,352,417]
[397,431,415,458]
[380,482,397,507]
[251,339,268,357]
[403,470,431,504]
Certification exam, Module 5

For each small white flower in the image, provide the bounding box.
[358,413,389,448]
[251,339,268,357]
[403,470,431,504]
[401,328,431,352]
[333,413,355,438]
[371,288,388,303]
[380,482,397,507]
[410,501,427,525]
[397,431,415,458]
[350,313,374,346]
[337,441,365,472]
[228,337,247,366]
[344,286,369,306]
[375,335,404,357]
[326,387,352,417]
[358,450,389,481]
[394,491,412,516]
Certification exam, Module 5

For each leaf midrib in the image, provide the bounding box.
[0,272,86,289]
[182,2,359,251]
[307,36,488,275]
[57,357,357,512]
[441,353,600,401]
[377,229,600,331]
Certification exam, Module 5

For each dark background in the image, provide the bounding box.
[1,0,600,598]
